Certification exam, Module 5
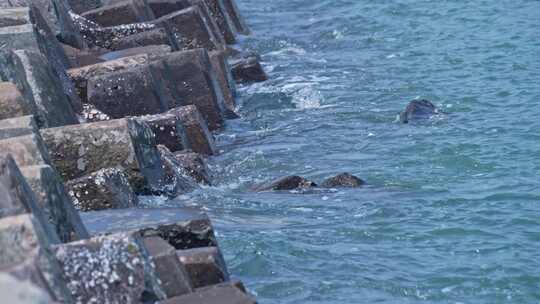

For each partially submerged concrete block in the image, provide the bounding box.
[0,214,73,302]
[202,0,236,44]
[51,232,167,303]
[209,50,237,117]
[157,145,200,197]
[222,0,249,35]
[0,115,38,140]
[173,150,211,185]
[231,56,268,84]
[86,64,171,119]
[0,82,32,121]
[143,236,194,298]
[65,167,139,212]
[159,49,226,130]
[176,246,229,288]
[81,207,218,250]
[159,284,257,304]
[0,273,53,304]
[0,50,79,128]
[255,175,317,192]
[0,134,51,167]
[137,112,187,152]
[168,106,217,155]
[40,118,165,193]
[20,165,90,242]
[152,6,220,51]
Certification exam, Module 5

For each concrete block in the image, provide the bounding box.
[0,115,38,140]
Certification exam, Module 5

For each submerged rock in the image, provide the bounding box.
[399,99,439,123]
[321,173,365,188]
[256,175,317,192]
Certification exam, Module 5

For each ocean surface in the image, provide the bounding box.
[173,1,540,303]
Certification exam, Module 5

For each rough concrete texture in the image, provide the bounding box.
[81,207,218,250]
[21,165,90,242]
[0,134,52,167]
[222,0,249,34]
[168,105,217,155]
[143,236,194,298]
[176,246,229,288]
[0,81,32,121]
[0,7,31,27]
[61,43,105,68]
[0,214,74,302]
[159,49,226,131]
[159,284,257,304]
[67,53,150,102]
[66,0,103,14]
[209,50,238,118]
[173,150,211,185]
[152,6,220,51]
[201,0,236,44]
[99,44,172,61]
[0,115,38,140]
[256,175,318,192]
[0,155,42,218]
[230,55,268,84]
[82,0,155,27]
[108,27,171,50]
[86,64,171,119]
[65,167,139,212]
[137,112,188,152]
[40,118,165,193]
[0,50,79,128]
[51,232,167,303]
[321,173,365,188]
[81,103,111,122]
[0,273,53,304]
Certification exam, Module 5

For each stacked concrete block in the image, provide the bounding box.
[0,115,38,140]
[0,133,52,167]
[201,0,236,44]
[168,105,217,155]
[82,0,155,27]
[176,246,229,288]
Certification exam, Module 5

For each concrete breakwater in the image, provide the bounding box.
[0,0,267,303]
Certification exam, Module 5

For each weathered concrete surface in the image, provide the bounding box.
[159,49,226,131]
[152,6,220,51]
[99,44,171,61]
[81,207,218,250]
[168,106,217,155]
[143,236,194,298]
[0,155,42,218]
[81,0,155,27]
[0,214,73,302]
[0,50,79,128]
[0,273,53,304]
[66,0,103,14]
[67,54,150,102]
[65,167,139,212]
[0,134,52,167]
[137,113,188,152]
[196,280,247,294]
[51,232,167,303]
[61,43,105,68]
[0,82,32,121]
[209,50,238,118]
[176,246,229,288]
[222,0,249,34]
[399,99,440,123]
[159,284,257,304]
[40,118,165,193]
[0,115,38,140]
[81,104,111,122]
[157,145,200,197]
[202,0,236,44]
[0,7,31,27]
[256,175,317,192]
[108,27,171,50]
[86,64,171,119]
[231,55,268,84]
[321,173,365,188]
[21,165,90,242]
[173,150,211,185]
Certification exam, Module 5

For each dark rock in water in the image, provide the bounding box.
[40,118,165,193]
[0,273,53,304]
[159,284,257,304]
[158,49,226,131]
[0,82,31,121]
[0,115,38,140]
[157,145,200,197]
[176,246,229,288]
[51,232,167,303]
[21,165,90,242]
[0,50,79,127]
[152,6,221,51]
[399,99,439,123]
[143,236,194,298]
[173,150,211,185]
[108,27,171,50]
[256,175,317,192]
[80,207,218,250]
[0,134,52,167]
[65,167,139,212]
[209,50,238,118]
[0,214,73,302]
[321,173,365,188]
[168,105,217,155]
[230,56,268,84]
[99,44,172,61]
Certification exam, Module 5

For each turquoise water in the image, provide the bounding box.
[178,1,540,303]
